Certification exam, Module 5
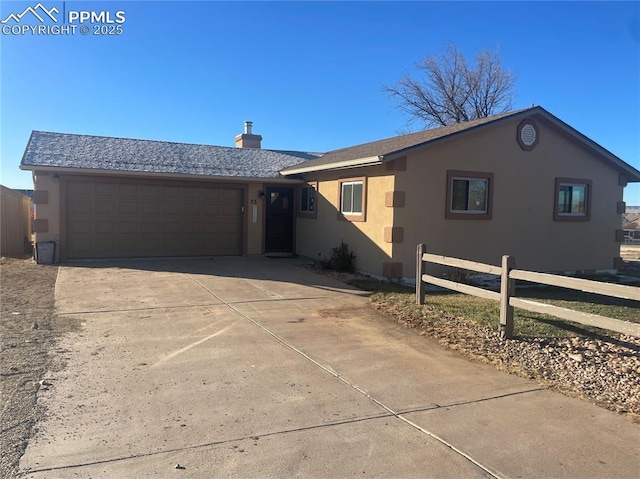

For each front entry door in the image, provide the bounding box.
[265,186,294,252]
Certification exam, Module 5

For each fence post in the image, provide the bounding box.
[416,244,426,305]
[499,255,515,339]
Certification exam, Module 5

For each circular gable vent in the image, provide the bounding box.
[517,119,539,151]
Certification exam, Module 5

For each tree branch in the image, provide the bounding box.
[383,44,517,128]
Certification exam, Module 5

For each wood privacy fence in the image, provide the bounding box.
[415,244,640,339]
[1,185,32,257]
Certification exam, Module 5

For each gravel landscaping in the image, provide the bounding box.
[381,305,640,423]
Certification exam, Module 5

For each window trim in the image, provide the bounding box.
[298,181,318,218]
[338,176,367,222]
[445,170,493,220]
[554,177,591,222]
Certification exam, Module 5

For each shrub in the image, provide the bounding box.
[321,241,356,273]
[444,267,472,284]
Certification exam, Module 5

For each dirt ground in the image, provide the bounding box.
[0,258,81,479]
[621,245,640,260]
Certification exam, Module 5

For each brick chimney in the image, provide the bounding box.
[235,121,262,148]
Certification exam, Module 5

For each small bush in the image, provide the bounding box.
[444,267,472,284]
[321,241,356,273]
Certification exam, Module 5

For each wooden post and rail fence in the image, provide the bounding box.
[415,243,640,339]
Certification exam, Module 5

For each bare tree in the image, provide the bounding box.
[384,45,517,128]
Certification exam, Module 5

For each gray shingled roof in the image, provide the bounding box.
[281,108,530,173]
[20,131,322,179]
[20,108,640,182]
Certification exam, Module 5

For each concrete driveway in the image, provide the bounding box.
[20,257,639,478]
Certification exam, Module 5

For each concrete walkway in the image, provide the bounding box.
[20,257,639,478]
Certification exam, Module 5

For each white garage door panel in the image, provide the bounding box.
[66,180,243,258]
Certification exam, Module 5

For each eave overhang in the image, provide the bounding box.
[279,156,383,176]
[19,165,305,184]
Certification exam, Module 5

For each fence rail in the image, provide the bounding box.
[509,269,640,301]
[416,244,640,339]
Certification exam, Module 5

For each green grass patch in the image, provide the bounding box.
[347,278,639,339]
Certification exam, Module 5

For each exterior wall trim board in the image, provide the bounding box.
[281,156,382,176]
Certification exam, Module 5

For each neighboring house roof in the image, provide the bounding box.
[280,106,640,182]
[0,185,31,199]
[623,213,640,229]
[20,131,322,179]
[14,189,33,199]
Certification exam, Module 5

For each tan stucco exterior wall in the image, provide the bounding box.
[32,171,62,261]
[246,182,264,255]
[296,165,395,276]
[393,116,624,278]
[295,116,625,280]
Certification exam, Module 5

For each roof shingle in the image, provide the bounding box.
[21,131,322,179]
[281,108,530,173]
[19,107,640,182]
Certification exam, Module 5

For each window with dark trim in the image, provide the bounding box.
[298,182,317,218]
[554,178,591,221]
[338,177,367,222]
[446,170,493,220]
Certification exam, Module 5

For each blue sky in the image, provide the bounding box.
[2,1,639,203]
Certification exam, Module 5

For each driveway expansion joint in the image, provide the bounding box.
[56,302,226,315]
[223,301,503,479]
[433,388,548,410]
[19,413,399,475]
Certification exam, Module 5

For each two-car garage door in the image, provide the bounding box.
[65,179,243,259]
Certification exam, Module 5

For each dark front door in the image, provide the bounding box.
[265,186,294,252]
